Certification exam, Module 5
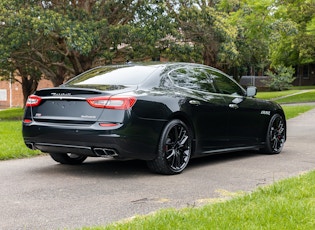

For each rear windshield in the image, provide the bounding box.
[65,65,158,87]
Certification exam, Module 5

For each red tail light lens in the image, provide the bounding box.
[87,96,137,110]
[26,95,42,107]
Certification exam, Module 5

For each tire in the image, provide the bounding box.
[146,119,192,175]
[262,114,286,154]
[49,153,87,165]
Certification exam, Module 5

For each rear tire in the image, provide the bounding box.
[146,119,192,175]
[261,114,286,154]
[49,153,87,165]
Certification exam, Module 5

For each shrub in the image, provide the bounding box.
[265,65,295,91]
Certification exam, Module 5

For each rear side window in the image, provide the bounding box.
[169,67,216,93]
[65,66,158,86]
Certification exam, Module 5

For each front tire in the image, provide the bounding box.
[49,153,87,165]
[147,119,192,175]
[262,114,286,154]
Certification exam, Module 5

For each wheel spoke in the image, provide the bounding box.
[179,134,188,146]
[166,149,175,160]
[272,138,279,150]
[173,153,179,169]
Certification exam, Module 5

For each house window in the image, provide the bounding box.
[0,89,7,101]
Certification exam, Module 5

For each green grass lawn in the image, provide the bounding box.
[0,107,24,121]
[282,105,315,119]
[0,121,41,160]
[275,90,315,104]
[256,90,301,100]
[0,108,41,160]
[256,88,315,104]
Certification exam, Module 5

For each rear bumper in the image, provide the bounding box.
[23,120,163,160]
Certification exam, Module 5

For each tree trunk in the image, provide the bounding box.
[17,67,40,108]
[21,75,39,108]
[203,44,218,68]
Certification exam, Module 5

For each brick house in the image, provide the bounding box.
[0,78,53,109]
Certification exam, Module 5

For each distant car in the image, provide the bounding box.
[23,63,286,175]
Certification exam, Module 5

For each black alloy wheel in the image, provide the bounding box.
[263,114,286,154]
[147,119,192,175]
[49,153,87,165]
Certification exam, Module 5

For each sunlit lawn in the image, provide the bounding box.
[0,121,41,160]
[256,87,315,103]
[256,90,301,100]
[275,90,315,104]
[0,107,24,120]
[282,105,315,119]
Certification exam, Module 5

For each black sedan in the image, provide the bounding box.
[23,63,286,175]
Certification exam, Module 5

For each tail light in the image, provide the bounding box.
[87,96,137,110]
[26,95,42,107]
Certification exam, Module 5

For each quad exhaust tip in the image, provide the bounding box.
[93,148,118,158]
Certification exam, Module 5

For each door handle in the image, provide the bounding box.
[229,104,239,109]
[189,100,200,106]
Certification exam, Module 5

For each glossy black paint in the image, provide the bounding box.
[23,63,286,163]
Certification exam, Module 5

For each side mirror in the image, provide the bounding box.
[246,86,257,97]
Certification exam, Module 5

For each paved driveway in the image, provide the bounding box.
[1,109,315,229]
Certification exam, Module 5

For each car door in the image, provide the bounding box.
[168,67,228,153]
[208,69,262,147]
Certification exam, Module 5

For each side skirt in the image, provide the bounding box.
[200,146,261,155]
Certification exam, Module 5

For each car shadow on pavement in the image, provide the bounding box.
[32,151,260,178]
[32,157,150,178]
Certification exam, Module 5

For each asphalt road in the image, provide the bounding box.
[1,108,315,230]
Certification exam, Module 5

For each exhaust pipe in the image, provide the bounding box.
[26,143,36,150]
[93,148,118,158]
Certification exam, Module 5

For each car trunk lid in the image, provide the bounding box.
[27,87,135,125]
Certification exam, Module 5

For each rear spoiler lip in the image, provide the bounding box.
[40,96,86,100]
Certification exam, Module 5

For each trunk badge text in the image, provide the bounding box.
[51,93,71,96]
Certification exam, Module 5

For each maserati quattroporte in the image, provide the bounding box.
[23,63,286,174]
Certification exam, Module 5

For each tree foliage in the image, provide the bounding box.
[169,1,238,68]
[228,0,275,76]
[270,0,315,66]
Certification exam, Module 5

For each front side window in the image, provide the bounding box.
[208,70,245,96]
[169,67,216,93]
